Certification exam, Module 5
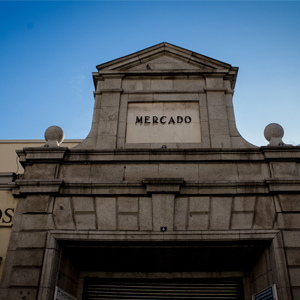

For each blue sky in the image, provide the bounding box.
[0,1,300,147]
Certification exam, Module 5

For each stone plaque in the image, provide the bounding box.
[126,102,201,144]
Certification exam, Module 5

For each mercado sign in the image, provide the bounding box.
[126,102,201,144]
[252,285,278,300]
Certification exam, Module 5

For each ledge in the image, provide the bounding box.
[143,178,184,193]
[13,179,64,196]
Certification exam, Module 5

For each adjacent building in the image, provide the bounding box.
[0,43,299,300]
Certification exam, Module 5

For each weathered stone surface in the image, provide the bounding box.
[13,249,44,267]
[275,214,300,229]
[75,214,96,230]
[174,197,188,230]
[118,214,138,230]
[22,214,55,231]
[3,288,38,300]
[96,197,117,230]
[271,162,298,178]
[283,231,300,247]
[9,268,41,286]
[286,249,300,266]
[231,213,253,229]
[139,197,152,231]
[17,232,47,248]
[53,197,75,230]
[188,213,209,230]
[24,164,57,179]
[253,197,276,229]
[278,194,300,212]
[72,197,94,212]
[24,195,50,213]
[118,197,138,212]
[210,197,232,230]
[152,194,174,231]
[289,268,300,286]
[189,197,210,212]
[233,196,256,212]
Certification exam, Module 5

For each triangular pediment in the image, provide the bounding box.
[96,42,232,72]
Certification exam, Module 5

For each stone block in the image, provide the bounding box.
[101,93,120,107]
[292,289,300,300]
[199,105,208,122]
[189,197,210,212]
[59,165,91,180]
[96,197,117,230]
[122,79,151,91]
[174,197,188,230]
[17,232,47,248]
[118,103,127,123]
[9,268,41,286]
[72,197,94,212]
[22,214,55,231]
[275,214,300,229]
[100,106,119,121]
[139,197,152,231]
[228,121,240,137]
[13,249,44,267]
[188,213,209,230]
[210,135,231,148]
[101,77,122,90]
[75,213,96,230]
[150,80,173,90]
[118,197,138,212]
[205,78,223,89]
[158,163,198,181]
[289,268,300,286]
[283,231,300,247]
[278,194,300,212]
[90,165,124,182]
[98,121,118,136]
[210,197,232,230]
[173,79,205,91]
[118,214,138,230]
[271,162,298,178]
[207,105,228,120]
[24,195,50,213]
[209,120,230,135]
[25,164,57,179]
[198,164,238,181]
[253,197,276,229]
[124,164,159,181]
[233,197,256,212]
[117,122,126,138]
[152,194,174,231]
[286,249,300,266]
[237,163,269,181]
[117,137,125,149]
[205,91,225,106]
[96,135,117,149]
[53,197,75,230]
[7,232,19,251]
[4,288,38,300]
[231,213,253,229]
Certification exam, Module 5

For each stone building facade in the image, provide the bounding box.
[0,43,299,300]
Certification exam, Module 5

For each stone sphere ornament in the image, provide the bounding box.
[44,126,65,147]
[264,123,284,146]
